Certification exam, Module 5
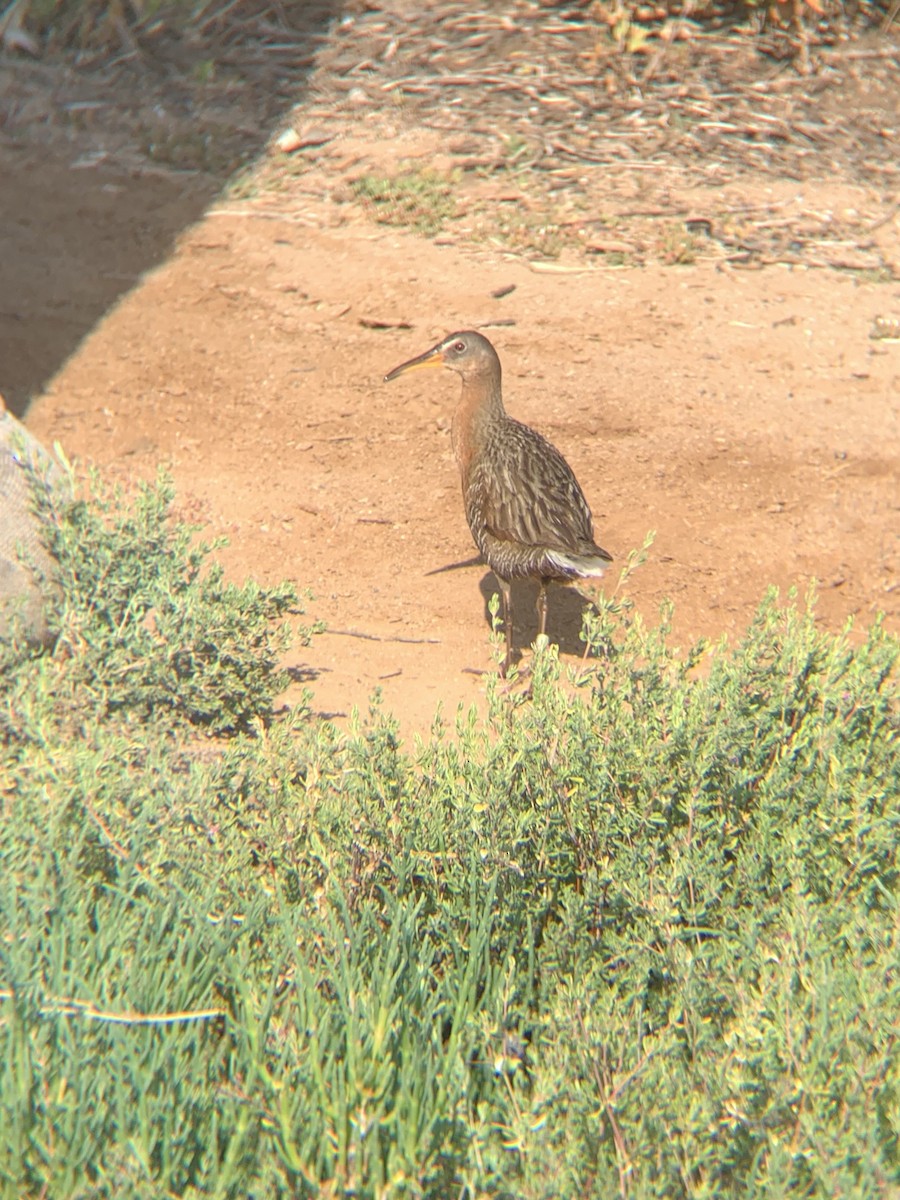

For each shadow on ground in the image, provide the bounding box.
[0,1,341,418]
[478,572,597,663]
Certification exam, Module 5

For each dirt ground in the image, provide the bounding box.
[3,3,899,736]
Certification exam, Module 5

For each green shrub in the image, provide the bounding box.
[1,476,898,1197]
[1,470,314,739]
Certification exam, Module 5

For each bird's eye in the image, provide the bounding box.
[453,340,465,353]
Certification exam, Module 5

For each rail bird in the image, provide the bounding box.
[385,330,612,676]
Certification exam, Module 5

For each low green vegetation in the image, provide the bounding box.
[2,476,899,1198]
[5,470,311,737]
[351,170,460,237]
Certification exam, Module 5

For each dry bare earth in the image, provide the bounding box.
[3,1,900,735]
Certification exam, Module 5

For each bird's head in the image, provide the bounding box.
[384,330,501,385]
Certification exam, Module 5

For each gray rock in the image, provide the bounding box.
[0,398,70,646]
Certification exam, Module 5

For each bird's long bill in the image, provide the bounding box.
[383,344,443,383]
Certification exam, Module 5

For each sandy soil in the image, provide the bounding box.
[3,7,899,736]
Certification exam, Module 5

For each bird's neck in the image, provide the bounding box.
[452,376,505,474]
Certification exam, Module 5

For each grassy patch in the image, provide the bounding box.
[351,169,459,236]
[1,478,899,1197]
[656,224,700,265]
[488,211,570,259]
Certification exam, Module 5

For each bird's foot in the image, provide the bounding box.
[497,658,533,695]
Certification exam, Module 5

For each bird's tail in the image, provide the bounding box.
[546,546,613,579]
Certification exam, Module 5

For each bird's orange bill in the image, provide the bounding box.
[383,345,444,382]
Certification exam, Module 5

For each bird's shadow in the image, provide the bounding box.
[285,664,322,685]
[477,571,598,661]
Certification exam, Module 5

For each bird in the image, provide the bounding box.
[384,329,613,676]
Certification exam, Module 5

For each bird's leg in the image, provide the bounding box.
[536,579,549,638]
[499,578,513,678]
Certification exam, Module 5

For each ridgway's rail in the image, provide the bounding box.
[385,330,613,676]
